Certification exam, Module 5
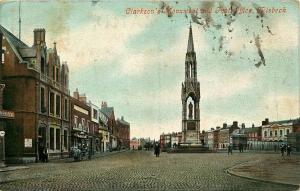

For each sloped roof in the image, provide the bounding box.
[243,127,260,133]
[269,119,295,125]
[0,25,29,62]
[117,118,130,126]
[101,107,114,117]
[19,48,36,58]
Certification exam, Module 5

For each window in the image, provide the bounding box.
[41,57,45,74]
[56,129,60,150]
[93,109,98,119]
[286,129,290,135]
[270,131,273,137]
[40,87,45,112]
[64,130,68,149]
[50,128,54,150]
[52,65,55,80]
[64,99,68,120]
[49,92,55,114]
[280,130,283,136]
[275,130,277,136]
[56,95,61,116]
[56,68,59,82]
[264,131,267,137]
[82,118,85,130]
[74,116,78,128]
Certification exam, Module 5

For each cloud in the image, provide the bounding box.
[262,92,299,120]
[200,70,256,101]
[261,17,298,50]
[132,117,182,139]
[51,10,155,73]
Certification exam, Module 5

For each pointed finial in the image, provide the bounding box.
[187,21,194,53]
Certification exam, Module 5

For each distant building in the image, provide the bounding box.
[101,102,117,150]
[99,110,109,152]
[261,118,293,142]
[88,101,100,154]
[171,132,182,147]
[130,138,140,150]
[70,89,90,150]
[160,133,171,149]
[116,116,130,149]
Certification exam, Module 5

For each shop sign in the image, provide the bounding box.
[0,109,14,119]
[24,138,32,148]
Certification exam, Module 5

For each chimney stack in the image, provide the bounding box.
[33,28,46,46]
[101,101,107,108]
[265,118,269,124]
[241,123,245,129]
[233,121,238,128]
[79,94,87,104]
[73,88,79,99]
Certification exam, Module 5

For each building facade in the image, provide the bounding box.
[99,110,109,152]
[101,102,117,150]
[261,118,293,142]
[70,90,90,151]
[88,101,100,154]
[1,25,70,163]
[116,116,130,149]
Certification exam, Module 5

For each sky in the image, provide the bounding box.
[0,0,299,140]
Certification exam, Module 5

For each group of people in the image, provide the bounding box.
[280,144,292,157]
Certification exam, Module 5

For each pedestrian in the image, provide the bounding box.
[154,142,160,157]
[287,145,291,157]
[238,143,242,153]
[228,144,233,155]
[280,144,285,157]
[43,145,48,163]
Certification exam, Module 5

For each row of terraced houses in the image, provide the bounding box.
[160,118,300,152]
[0,25,130,164]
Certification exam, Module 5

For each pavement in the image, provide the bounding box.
[0,151,299,191]
[227,154,300,186]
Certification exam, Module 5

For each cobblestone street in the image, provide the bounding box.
[0,151,299,191]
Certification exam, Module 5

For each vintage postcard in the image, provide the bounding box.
[0,0,299,191]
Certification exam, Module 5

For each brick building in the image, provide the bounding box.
[88,101,100,154]
[99,110,109,152]
[70,89,90,151]
[101,102,117,150]
[1,25,70,163]
[116,116,130,149]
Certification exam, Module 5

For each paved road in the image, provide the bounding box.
[0,151,298,191]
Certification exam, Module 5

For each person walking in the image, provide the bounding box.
[154,142,160,157]
[228,144,233,155]
[287,145,292,157]
[280,144,285,157]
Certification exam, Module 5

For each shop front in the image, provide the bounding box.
[0,109,15,167]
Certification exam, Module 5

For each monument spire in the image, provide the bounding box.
[187,22,194,53]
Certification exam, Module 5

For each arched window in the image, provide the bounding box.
[264,131,267,137]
